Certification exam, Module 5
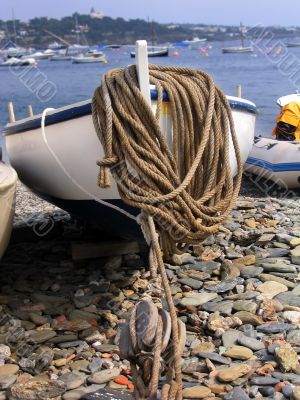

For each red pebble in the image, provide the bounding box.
[114,376,129,386]
[55,315,66,322]
[275,382,286,392]
[257,364,274,376]
[88,319,98,327]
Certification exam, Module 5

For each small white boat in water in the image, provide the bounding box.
[183,37,207,50]
[23,51,50,60]
[0,57,36,67]
[72,54,107,63]
[245,93,300,189]
[222,23,253,54]
[0,158,17,259]
[3,92,257,240]
[285,42,300,48]
[222,46,253,54]
[130,46,169,58]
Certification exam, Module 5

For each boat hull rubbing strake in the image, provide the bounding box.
[245,137,300,189]
[3,92,257,241]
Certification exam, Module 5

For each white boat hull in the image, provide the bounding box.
[4,95,256,240]
[245,137,300,189]
[222,47,253,54]
[0,162,17,259]
[72,55,106,63]
[183,38,207,50]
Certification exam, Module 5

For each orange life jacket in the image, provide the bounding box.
[272,101,300,140]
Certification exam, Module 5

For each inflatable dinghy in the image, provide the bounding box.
[246,93,300,189]
[245,136,300,189]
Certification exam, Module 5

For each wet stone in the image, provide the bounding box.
[88,368,121,384]
[8,378,66,400]
[272,371,300,385]
[217,363,252,382]
[282,385,293,398]
[257,386,275,397]
[260,263,297,273]
[202,300,233,315]
[233,300,257,314]
[58,372,86,390]
[267,343,281,354]
[82,389,133,400]
[0,374,17,390]
[276,292,300,307]
[180,292,218,307]
[206,278,240,293]
[287,329,300,343]
[178,277,203,290]
[223,387,250,400]
[222,329,242,348]
[190,261,221,273]
[0,345,11,361]
[237,335,265,351]
[240,267,263,279]
[223,345,253,360]
[257,323,294,334]
[275,343,299,372]
[196,352,230,364]
[0,365,19,377]
[250,376,280,385]
[28,330,56,343]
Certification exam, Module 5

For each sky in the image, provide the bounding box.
[0,0,300,26]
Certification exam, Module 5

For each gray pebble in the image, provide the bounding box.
[250,376,279,385]
[238,335,265,351]
[196,351,230,364]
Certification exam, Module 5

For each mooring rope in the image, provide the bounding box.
[92,64,243,399]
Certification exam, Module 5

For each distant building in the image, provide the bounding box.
[90,7,104,19]
[0,30,5,40]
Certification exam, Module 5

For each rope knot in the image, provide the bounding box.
[96,156,118,188]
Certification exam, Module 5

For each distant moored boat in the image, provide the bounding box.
[72,54,107,63]
[0,57,36,67]
[222,22,253,54]
[183,37,207,50]
[222,46,253,54]
[285,42,300,48]
[130,46,169,58]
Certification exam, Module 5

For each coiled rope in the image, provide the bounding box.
[92,64,243,399]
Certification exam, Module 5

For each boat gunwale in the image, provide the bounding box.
[2,92,258,136]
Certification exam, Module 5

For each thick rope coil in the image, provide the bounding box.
[92,64,243,257]
[92,64,243,399]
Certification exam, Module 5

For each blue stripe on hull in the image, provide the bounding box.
[246,157,300,173]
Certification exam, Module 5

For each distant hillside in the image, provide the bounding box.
[0,14,299,48]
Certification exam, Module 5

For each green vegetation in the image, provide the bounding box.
[0,14,299,48]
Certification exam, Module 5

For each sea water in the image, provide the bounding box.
[1,41,299,159]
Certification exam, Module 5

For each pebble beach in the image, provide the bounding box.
[0,178,300,400]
